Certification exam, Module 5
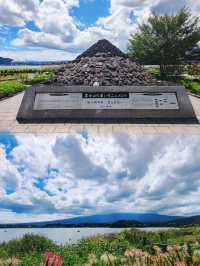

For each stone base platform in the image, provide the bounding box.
[0,92,200,135]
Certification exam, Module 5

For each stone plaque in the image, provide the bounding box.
[34,92,179,110]
[17,85,198,124]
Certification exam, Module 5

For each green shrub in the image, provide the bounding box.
[18,253,43,266]
[179,79,200,93]
[3,234,57,259]
[0,81,25,98]
[24,74,53,85]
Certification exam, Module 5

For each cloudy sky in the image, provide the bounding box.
[1,132,200,223]
[0,0,200,61]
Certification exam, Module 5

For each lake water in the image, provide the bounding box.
[0,227,175,245]
[0,65,60,69]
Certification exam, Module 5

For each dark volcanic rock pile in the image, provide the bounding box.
[55,39,157,86]
[76,39,126,60]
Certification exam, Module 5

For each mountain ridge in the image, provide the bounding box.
[1,212,183,226]
[1,214,200,228]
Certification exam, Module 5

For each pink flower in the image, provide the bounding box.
[44,251,62,266]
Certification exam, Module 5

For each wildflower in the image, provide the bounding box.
[183,243,189,252]
[192,250,200,264]
[120,257,127,263]
[193,250,200,255]
[100,252,116,264]
[174,261,187,266]
[124,249,133,257]
[166,245,174,252]
[88,253,97,264]
[44,251,62,266]
[173,244,182,251]
[153,245,162,254]
[160,252,169,258]
[5,257,19,265]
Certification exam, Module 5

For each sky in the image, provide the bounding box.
[0,0,200,61]
[1,132,200,223]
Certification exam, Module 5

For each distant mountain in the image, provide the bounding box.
[165,215,200,226]
[14,60,68,65]
[110,220,144,228]
[32,213,182,226]
[0,57,68,66]
[0,57,13,65]
[3,213,200,229]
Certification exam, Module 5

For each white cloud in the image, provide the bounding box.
[12,29,70,50]
[36,0,79,42]
[0,146,20,194]
[1,0,200,60]
[1,134,200,223]
[0,210,68,224]
[0,49,78,62]
[0,0,40,27]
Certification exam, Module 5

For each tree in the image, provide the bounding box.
[128,8,200,78]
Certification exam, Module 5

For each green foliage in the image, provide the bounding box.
[18,253,43,266]
[24,74,53,85]
[0,81,25,99]
[0,234,57,259]
[0,70,55,99]
[144,66,160,76]
[1,228,200,265]
[128,8,200,77]
[179,79,200,93]
[0,67,58,75]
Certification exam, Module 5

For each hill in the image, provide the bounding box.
[165,215,200,226]
[0,57,13,65]
[8,212,181,227]
[3,213,196,228]
[33,213,180,226]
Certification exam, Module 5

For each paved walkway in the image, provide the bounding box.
[0,92,200,134]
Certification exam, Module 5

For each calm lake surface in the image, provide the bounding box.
[0,65,59,69]
[0,227,175,245]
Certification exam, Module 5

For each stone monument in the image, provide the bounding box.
[55,39,158,86]
[17,39,198,124]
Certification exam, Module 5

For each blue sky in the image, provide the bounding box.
[0,0,199,61]
[1,133,200,223]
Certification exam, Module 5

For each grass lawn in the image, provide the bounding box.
[1,227,200,265]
